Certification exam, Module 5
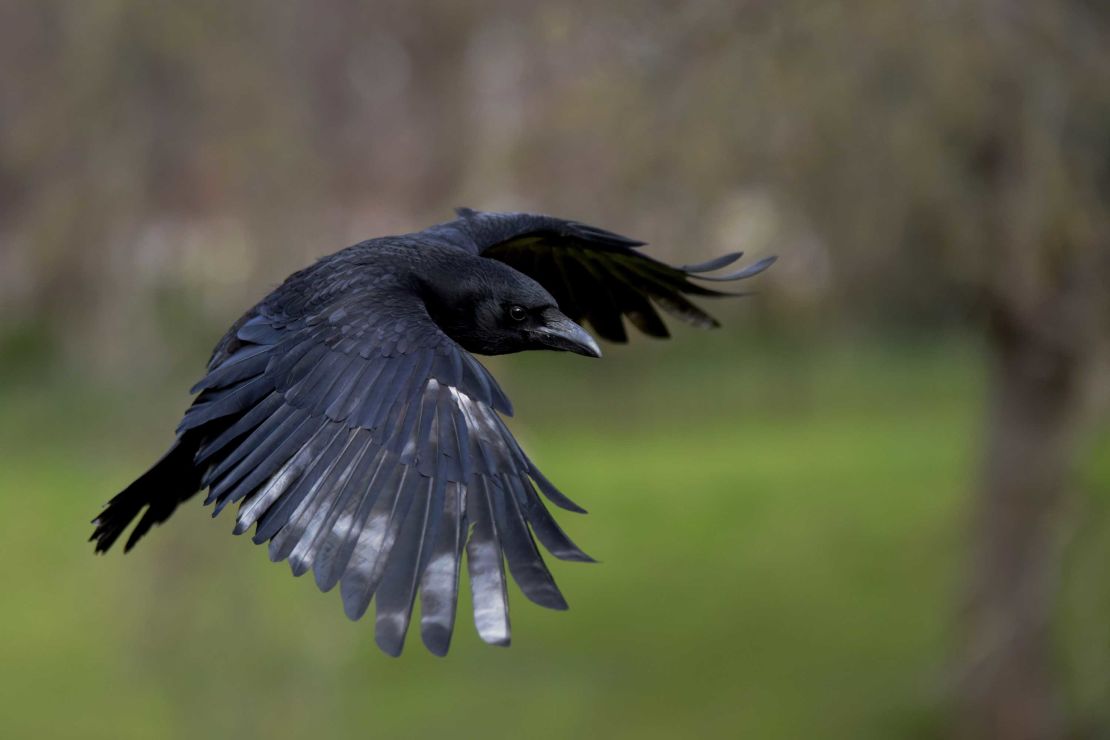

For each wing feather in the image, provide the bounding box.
[284,430,372,576]
[497,473,568,610]
[339,461,415,620]
[374,474,445,656]
[162,267,590,655]
[313,443,390,592]
[467,476,511,646]
[419,482,467,656]
[469,211,774,341]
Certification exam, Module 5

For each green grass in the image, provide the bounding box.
[0,338,1105,739]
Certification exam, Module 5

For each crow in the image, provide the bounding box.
[91,208,774,656]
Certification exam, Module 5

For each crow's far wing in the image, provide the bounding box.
[176,276,591,657]
[460,210,775,342]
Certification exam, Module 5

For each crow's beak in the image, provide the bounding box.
[535,311,602,358]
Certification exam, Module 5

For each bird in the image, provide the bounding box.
[90,208,775,657]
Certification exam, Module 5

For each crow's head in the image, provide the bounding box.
[419,259,600,358]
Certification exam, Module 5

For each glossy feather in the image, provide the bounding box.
[90,208,773,656]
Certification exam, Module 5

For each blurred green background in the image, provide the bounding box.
[1,2,1109,739]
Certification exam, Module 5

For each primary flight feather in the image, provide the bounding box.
[90,208,774,656]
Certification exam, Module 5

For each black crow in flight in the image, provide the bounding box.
[91,208,774,656]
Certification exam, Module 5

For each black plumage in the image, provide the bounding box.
[90,208,774,656]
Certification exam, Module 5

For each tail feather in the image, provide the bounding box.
[91,437,202,553]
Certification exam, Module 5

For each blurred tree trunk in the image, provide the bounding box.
[954,4,1110,726]
[959,304,1089,740]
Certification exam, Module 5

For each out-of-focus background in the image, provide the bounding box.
[1,2,1108,739]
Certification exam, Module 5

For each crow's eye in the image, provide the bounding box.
[508,305,527,322]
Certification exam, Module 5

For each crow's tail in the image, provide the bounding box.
[91,435,203,553]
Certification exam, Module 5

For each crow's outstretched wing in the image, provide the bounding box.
[458,209,775,342]
[177,263,590,657]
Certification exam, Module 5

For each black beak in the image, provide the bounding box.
[534,311,602,358]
